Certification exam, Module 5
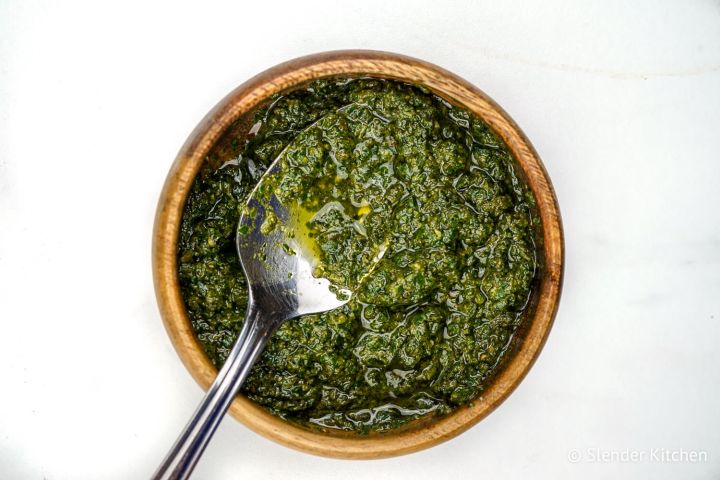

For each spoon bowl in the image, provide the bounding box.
[237,167,350,321]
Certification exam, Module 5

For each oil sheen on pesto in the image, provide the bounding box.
[178,78,538,433]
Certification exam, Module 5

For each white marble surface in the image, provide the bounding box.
[1,1,719,478]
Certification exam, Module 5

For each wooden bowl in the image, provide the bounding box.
[153,50,563,459]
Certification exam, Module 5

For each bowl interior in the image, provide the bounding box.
[153,50,563,459]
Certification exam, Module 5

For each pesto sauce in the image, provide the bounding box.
[178,78,538,433]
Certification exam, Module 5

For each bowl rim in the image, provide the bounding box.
[152,49,564,459]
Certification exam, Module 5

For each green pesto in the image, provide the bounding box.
[178,78,538,433]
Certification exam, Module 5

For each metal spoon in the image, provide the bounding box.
[152,158,350,479]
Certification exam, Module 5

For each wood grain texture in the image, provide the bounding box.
[152,50,564,459]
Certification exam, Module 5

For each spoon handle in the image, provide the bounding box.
[153,302,274,480]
